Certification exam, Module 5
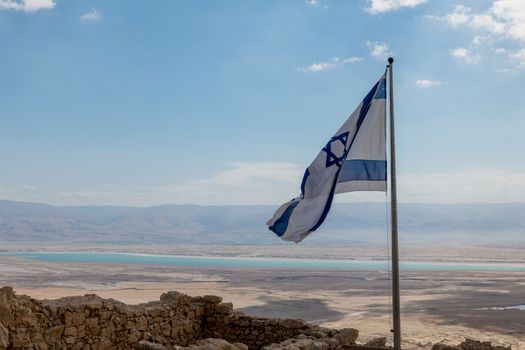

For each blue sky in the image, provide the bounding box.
[1,0,524,206]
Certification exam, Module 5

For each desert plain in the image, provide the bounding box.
[0,244,524,350]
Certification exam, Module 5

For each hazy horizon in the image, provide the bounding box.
[2,198,525,208]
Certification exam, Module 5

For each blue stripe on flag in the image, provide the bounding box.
[338,159,387,182]
[300,169,310,197]
[308,80,380,233]
[374,78,386,99]
[268,200,300,237]
[356,80,380,129]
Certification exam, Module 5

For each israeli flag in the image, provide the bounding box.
[267,73,387,243]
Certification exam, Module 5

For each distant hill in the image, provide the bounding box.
[0,200,523,245]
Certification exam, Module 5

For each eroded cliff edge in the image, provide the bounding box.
[0,286,511,350]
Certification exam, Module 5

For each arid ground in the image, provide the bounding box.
[0,246,524,350]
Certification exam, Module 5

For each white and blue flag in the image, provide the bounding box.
[267,73,387,243]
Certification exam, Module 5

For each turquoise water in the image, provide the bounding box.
[2,252,525,271]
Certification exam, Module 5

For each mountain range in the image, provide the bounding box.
[0,200,523,246]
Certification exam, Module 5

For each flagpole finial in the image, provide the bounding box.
[388,57,394,64]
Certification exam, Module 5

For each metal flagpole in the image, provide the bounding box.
[388,57,402,350]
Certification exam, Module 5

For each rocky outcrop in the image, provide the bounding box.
[0,286,358,350]
[0,286,513,350]
[174,338,248,350]
[364,337,387,348]
[432,339,511,350]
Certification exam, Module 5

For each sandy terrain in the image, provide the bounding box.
[1,254,524,350]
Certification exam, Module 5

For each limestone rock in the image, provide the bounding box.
[136,340,167,350]
[0,286,363,350]
[0,287,14,326]
[44,324,64,343]
[0,287,14,305]
[433,339,512,350]
[365,337,387,348]
[433,343,462,350]
[263,336,331,350]
[0,323,8,349]
[279,319,307,329]
[460,339,511,350]
[215,302,233,314]
[160,291,182,302]
[334,328,359,346]
[202,295,223,304]
[176,338,248,350]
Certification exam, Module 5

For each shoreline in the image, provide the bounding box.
[2,243,525,265]
[2,250,525,271]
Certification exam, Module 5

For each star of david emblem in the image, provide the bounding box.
[322,131,349,168]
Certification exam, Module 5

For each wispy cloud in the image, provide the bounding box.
[299,56,362,73]
[193,162,302,187]
[367,41,392,59]
[493,0,525,42]
[510,48,525,67]
[366,0,427,15]
[306,0,318,5]
[443,4,472,27]
[57,162,304,206]
[397,170,525,204]
[430,4,505,33]
[449,47,480,64]
[471,36,487,45]
[6,163,525,206]
[493,67,516,74]
[415,79,442,88]
[429,1,525,68]
[50,168,525,206]
[0,0,55,12]
[80,9,101,21]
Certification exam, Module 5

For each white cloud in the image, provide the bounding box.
[57,162,304,206]
[194,162,302,187]
[396,170,525,204]
[299,56,362,73]
[438,4,506,33]
[80,10,101,21]
[490,0,525,42]
[8,164,525,206]
[493,67,515,73]
[510,48,525,67]
[52,168,525,206]
[471,13,505,34]
[306,0,318,5]
[493,47,507,54]
[367,41,392,59]
[472,36,486,45]
[415,79,442,88]
[341,170,525,204]
[0,0,54,12]
[367,0,427,15]
[449,47,480,64]
[445,4,471,27]
[433,1,525,68]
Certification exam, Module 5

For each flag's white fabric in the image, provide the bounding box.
[267,74,387,243]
